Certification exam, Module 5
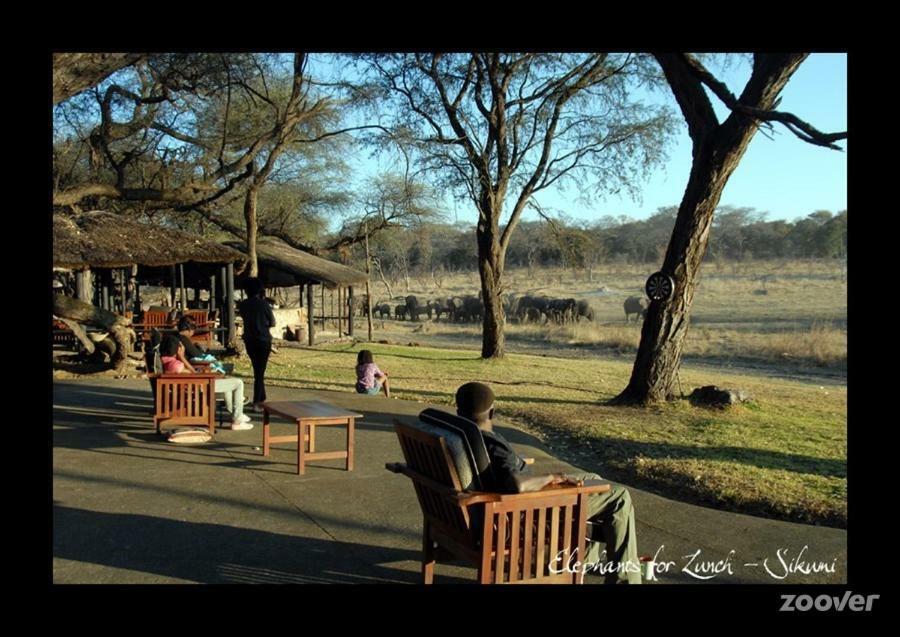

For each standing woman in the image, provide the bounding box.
[239,277,275,411]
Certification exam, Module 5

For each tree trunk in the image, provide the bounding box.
[613,53,807,405]
[477,194,506,359]
[615,131,762,404]
[58,317,95,354]
[53,294,134,372]
[244,185,259,277]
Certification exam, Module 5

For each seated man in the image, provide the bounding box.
[175,315,226,373]
[455,382,641,585]
[159,335,252,431]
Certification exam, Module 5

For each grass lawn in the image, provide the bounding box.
[232,340,847,528]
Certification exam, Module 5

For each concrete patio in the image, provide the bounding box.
[52,377,847,584]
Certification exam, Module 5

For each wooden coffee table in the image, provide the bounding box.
[261,400,362,475]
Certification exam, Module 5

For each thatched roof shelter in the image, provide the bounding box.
[53,211,247,270]
[227,237,367,290]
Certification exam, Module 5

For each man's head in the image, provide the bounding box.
[245,277,264,298]
[177,315,196,334]
[455,382,495,428]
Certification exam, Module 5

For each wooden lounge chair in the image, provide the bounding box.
[151,372,220,436]
[386,410,611,584]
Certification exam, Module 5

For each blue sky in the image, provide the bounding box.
[317,53,847,225]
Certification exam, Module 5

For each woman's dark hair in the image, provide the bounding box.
[357,350,374,366]
[177,316,196,332]
[160,334,182,357]
[244,277,264,298]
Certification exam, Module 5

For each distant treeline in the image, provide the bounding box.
[354,207,847,278]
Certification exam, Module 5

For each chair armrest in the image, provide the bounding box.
[492,481,612,501]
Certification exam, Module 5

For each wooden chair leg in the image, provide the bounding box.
[423,522,435,584]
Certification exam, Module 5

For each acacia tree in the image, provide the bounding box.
[615,53,847,404]
[52,53,365,274]
[357,53,672,358]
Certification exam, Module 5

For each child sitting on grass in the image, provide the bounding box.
[355,349,391,398]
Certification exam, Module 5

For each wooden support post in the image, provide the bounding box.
[226,263,236,347]
[364,222,373,342]
[119,268,127,314]
[209,276,216,312]
[179,263,187,311]
[348,286,354,337]
[307,283,315,346]
[337,287,343,337]
[75,268,91,303]
[170,265,177,308]
[135,280,142,314]
[220,266,228,339]
[321,285,325,331]
[131,265,139,314]
[101,270,110,311]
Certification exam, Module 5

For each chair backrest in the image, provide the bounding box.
[143,310,172,328]
[393,420,477,546]
[185,309,209,327]
[418,408,495,491]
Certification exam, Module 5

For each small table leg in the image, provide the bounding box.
[297,419,306,476]
[347,417,355,471]
[263,408,270,456]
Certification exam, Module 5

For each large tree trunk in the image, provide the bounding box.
[615,139,752,403]
[477,193,506,359]
[58,317,95,354]
[53,294,134,372]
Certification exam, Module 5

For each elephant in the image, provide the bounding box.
[375,303,392,319]
[548,298,578,323]
[624,296,649,322]
[395,303,408,321]
[405,295,424,321]
[431,298,453,321]
[448,296,465,322]
[575,299,595,322]
[517,295,549,323]
[461,295,483,323]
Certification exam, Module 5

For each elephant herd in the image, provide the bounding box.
[354,293,650,324]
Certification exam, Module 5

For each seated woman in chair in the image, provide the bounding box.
[159,335,252,431]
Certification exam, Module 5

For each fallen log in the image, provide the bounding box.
[52,294,135,372]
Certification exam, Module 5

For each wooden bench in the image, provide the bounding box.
[387,414,610,584]
[150,372,220,436]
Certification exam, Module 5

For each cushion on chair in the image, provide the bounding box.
[167,428,213,444]
[419,409,495,491]
[405,419,476,491]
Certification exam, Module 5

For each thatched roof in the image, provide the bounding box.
[54,211,248,270]
[227,237,368,289]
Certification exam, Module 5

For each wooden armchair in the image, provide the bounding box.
[387,412,611,584]
[185,309,214,348]
[136,310,174,343]
[151,372,220,436]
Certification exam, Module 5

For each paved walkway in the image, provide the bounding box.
[52,377,846,584]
